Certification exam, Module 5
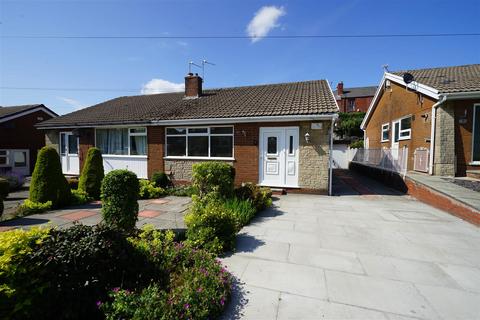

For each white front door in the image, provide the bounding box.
[391,121,400,160]
[259,127,299,188]
[60,132,79,175]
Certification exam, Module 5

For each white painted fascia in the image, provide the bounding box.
[442,91,480,100]
[0,105,58,123]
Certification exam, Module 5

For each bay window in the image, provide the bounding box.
[166,126,233,158]
[96,127,147,156]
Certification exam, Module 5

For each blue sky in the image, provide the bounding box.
[1,0,479,115]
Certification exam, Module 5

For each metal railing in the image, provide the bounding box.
[351,147,408,176]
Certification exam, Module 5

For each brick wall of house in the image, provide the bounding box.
[454,99,480,176]
[337,96,373,113]
[78,128,95,173]
[364,81,435,171]
[0,110,54,173]
[147,126,164,178]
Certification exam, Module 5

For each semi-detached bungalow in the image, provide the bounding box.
[361,64,480,178]
[37,74,339,194]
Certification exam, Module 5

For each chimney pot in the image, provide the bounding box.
[185,73,203,98]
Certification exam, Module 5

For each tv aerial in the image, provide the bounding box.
[188,59,216,80]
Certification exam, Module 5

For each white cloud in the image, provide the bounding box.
[57,97,86,110]
[141,78,184,95]
[246,5,286,43]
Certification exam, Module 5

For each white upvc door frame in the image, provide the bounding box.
[59,131,80,175]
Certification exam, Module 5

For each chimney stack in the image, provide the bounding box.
[337,81,344,95]
[185,73,203,98]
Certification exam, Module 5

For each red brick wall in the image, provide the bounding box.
[336,96,373,113]
[147,126,165,178]
[78,128,95,174]
[454,99,480,176]
[0,110,54,173]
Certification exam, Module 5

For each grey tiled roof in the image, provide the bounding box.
[334,86,377,99]
[0,104,43,119]
[391,64,480,94]
[37,80,338,128]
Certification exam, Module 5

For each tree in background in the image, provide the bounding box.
[334,112,366,139]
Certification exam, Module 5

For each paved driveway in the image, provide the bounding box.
[222,172,480,319]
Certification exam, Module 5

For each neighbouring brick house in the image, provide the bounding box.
[334,82,376,113]
[0,104,57,175]
[361,64,480,178]
[37,74,339,194]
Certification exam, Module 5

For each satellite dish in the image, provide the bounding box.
[403,73,415,84]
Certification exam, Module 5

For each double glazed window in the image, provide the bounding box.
[392,116,412,141]
[96,127,147,156]
[166,126,233,158]
[381,123,389,142]
[473,104,480,163]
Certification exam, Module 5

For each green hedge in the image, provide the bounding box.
[78,147,104,200]
[101,170,139,232]
[151,171,171,189]
[29,146,70,208]
[192,162,235,198]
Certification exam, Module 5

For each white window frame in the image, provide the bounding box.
[381,123,390,142]
[471,104,480,165]
[94,127,147,157]
[0,150,10,167]
[165,126,234,160]
[393,115,412,141]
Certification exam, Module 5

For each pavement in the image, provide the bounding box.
[0,196,190,232]
[221,171,480,320]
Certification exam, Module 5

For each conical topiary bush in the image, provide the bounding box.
[78,147,104,200]
[29,146,70,208]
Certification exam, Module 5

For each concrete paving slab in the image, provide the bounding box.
[358,254,459,288]
[325,270,439,319]
[242,259,327,299]
[288,245,364,274]
[221,255,251,278]
[138,210,162,218]
[235,234,288,262]
[438,264,480,293]
[263,229,322,247]
[277,293,388,320]
[221,285,280,320]
[416,284,480,320]
[60,210,97,221]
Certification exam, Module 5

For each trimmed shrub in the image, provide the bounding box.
[101,170,139,232]
[185,194,237,254]
[139,180,164,199]
[235,183,273,211]
[151,171,171,189]
[29,146,70,208]
[78,147,104,200]
[192,162,235,198]
[70,189,92,205]
[0,178,9,199]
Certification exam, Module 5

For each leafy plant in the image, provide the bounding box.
[70,189,93,205]
[15,199,52,217]
[78,147,104,200]
[101,170,139,232]
[151,171,171,189]
[29,146,70,208]
[349,140,364,149]
[139,180,164,199]
[165,185,198,197]
[67,177,79,190]
[223,197,256,230]
[235,183,273,211]
[185,195,237,255]
[192,162,235,198]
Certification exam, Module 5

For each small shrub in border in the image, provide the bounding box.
[78,147,104,200]
[70,189,93,205]
[67,177,79,190]
[14,199,52,217]
[101,169,139,232]
[151,171,171,189]
[29,146,70,208]
[165,185,198,197]
[192,162,235,198]
[235,183,273,211]
[223,197,257,230]
[185,194,237,255]
[139,180,164,199]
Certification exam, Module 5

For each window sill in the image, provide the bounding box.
[398,136,411,141]
[103,155,148,158]
[468,161,480,166]
[164,156,235,161]
[381,140,389,143]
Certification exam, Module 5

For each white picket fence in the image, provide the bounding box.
[351,147,409,176]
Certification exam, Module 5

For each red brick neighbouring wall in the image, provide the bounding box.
[405,177,480,226]
[0,110,54,173]
[147,126,165,178]
[78,128,95,174]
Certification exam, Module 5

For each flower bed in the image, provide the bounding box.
[0,225,232,319]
